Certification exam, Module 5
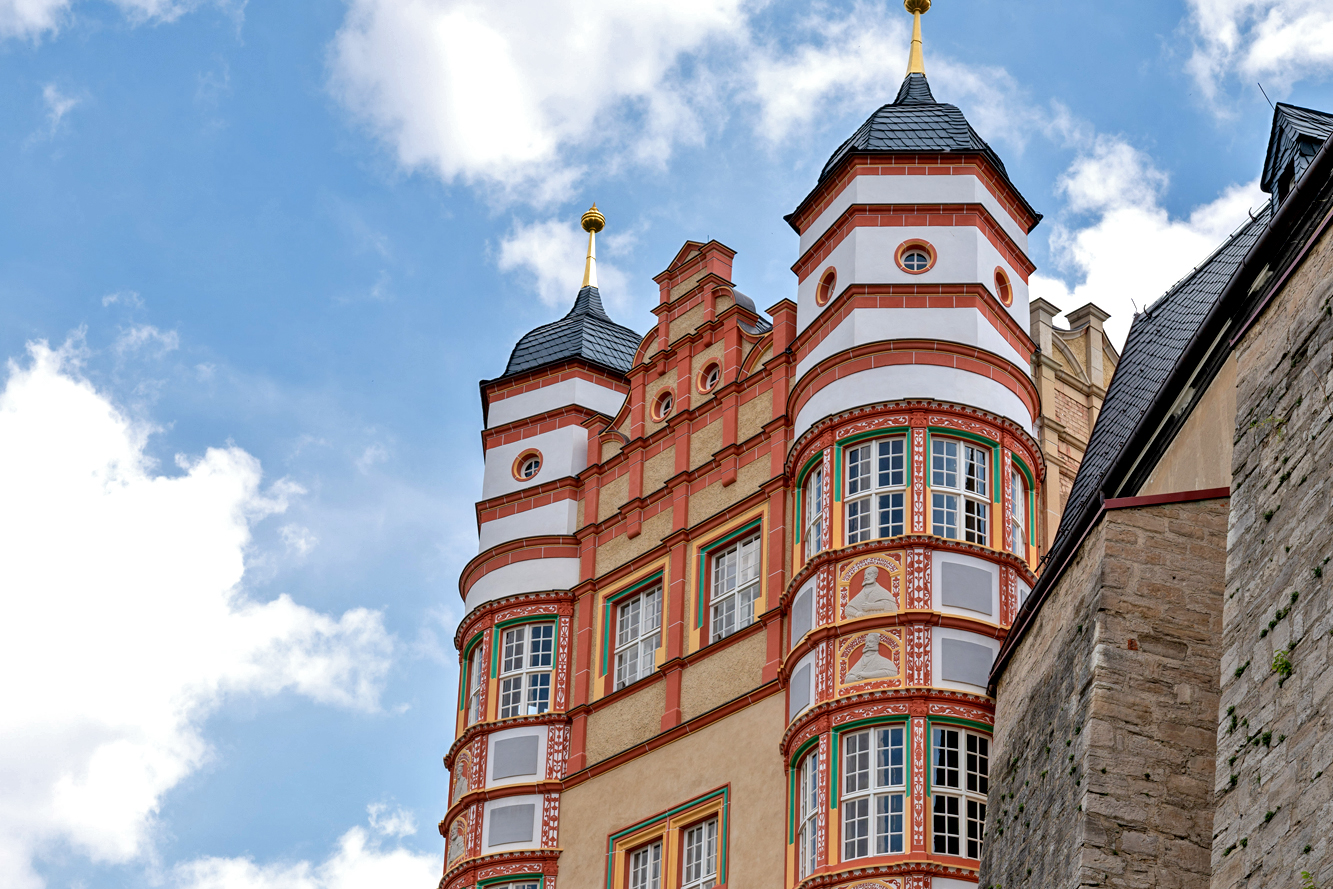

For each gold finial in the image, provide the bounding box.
[905,0,930,76]
[580,204,604,288]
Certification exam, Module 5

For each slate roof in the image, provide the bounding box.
[804,73,1040,226]
[1046,203,1273,557]
[500,285,642,378]
[1261,103,1333,196]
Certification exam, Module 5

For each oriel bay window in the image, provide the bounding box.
[931,726,989,859]
[930,437,990,545]
[804,465,824,559]
[710,533,761,643]
[1010,467,1028,558]
[497,622,554,718]
[841,725,907,860]
[615,585,662,691]
[465,643,484,725]
[845,437,907,544]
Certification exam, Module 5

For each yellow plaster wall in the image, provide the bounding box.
[680,631,766,722]
[559,695,786,889]
[585,680,666,765]
[690,420,723,469]
[594,510,673,577]
[687,459,771,527]
[669,303,707,344]
[599,475,629,523]
[738,391,773,442]
[1139,356,1236,497]
[644,446,677,496]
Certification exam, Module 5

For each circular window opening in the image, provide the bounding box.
[699,363,721,393]
[655,391,674,421]
[816,267,837,307]
[994,267,1013,307]
[896,240,935,275]
[512,450,543,481]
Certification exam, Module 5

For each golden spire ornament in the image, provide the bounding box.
[580,203,605,289]
[905,0,930,76]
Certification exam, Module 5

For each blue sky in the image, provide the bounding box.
[1,1,1331,888]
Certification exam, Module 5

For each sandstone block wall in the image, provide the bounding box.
[1214,226,1333,889]
[983,501,1228,889]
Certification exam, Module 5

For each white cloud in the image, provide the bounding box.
[328,0,749,204]
[173,810,438,889]
[0,341,394,889]
[115,324,180,356]
[102,290,145,309]
[0,0,238,40]
[40,83,79,136]
[1031,135,1266,346]
[354,443,389,473]
[365,803,416,839]
[1186,0,1333,104]
[497,217,631,310]
[280,523,320,558]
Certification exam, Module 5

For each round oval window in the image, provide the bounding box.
[816,268,837,306]
[902,250,930,271]
[702,364,720,392]
[656,391,674,420]
[519,454,541,479]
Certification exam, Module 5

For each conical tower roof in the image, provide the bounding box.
[500,284,641,378]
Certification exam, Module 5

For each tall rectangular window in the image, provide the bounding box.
[710,534,761,643]
[615,586,662,691]
[466,644,484,725]
[931,438,990,545]
[681,819,718,889]
[1010,468,1027,558]
[629,841,662,889]
[798,750,819,879]
[497,623,554,718]
[804,466,824,560]
[845,438,907,544]
[841,725,906,861]
[932,727,988,859]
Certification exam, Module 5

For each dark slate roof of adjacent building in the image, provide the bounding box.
[499,285,642,378]
[800,73,1040,227]
[1046,203,1273,558]
[1261,103,1333,196]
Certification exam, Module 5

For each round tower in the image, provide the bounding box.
[779,4,1044,887]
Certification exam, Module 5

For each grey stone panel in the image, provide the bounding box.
[491,735,539,780]
[789,664,811,722]
[941,638,993,687]
[941,561,993,615]
[488,803,535,846]
[791,586,813,643]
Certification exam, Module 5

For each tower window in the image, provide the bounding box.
[654,391,674,421]
[931,437,990,545]
[932,727,989,859]
[512,449,543,481]
[816,267,837,306]
[804,464,824,560]
[497,622,554,718]
[798,749,819,878]
[845,437,907,544]
[1010,468,1027,559]
[896,240,936,274]
[994,267,1013,307]
[465,644,485,725]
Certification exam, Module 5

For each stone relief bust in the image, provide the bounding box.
[452,768,469,804]
[448,820,467,864]
[845,632,899,684]
[845,566,899,619]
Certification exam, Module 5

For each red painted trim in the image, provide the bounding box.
[475,478,580,527]
[793,284,1036,368]
[793,203,1035,284]
[485,405,603,449]
[788,154,1041,237]
[459,535,581,600]
[789,339,1040,425]
[1103,486,1231,510]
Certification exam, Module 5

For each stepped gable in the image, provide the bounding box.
[1048,204,1272,557]
[499,284,642,378]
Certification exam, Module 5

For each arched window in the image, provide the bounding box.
[699,363,721,393]
[512,449,542,481]
[654,391,674,421]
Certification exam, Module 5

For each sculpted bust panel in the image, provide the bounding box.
[845,566,899,619]
[845,632,899,684]
[447,819,467,863]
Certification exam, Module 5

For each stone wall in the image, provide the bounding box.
[1214,225,1333,889]
[983,500,1228,889]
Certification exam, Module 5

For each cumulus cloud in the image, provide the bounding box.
[1185,0,1333,104]
[497,217,634,310]
[328,0,747,204]
[1031,135,1265,346]
[173,808,438,889]
[0,341,394,889]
